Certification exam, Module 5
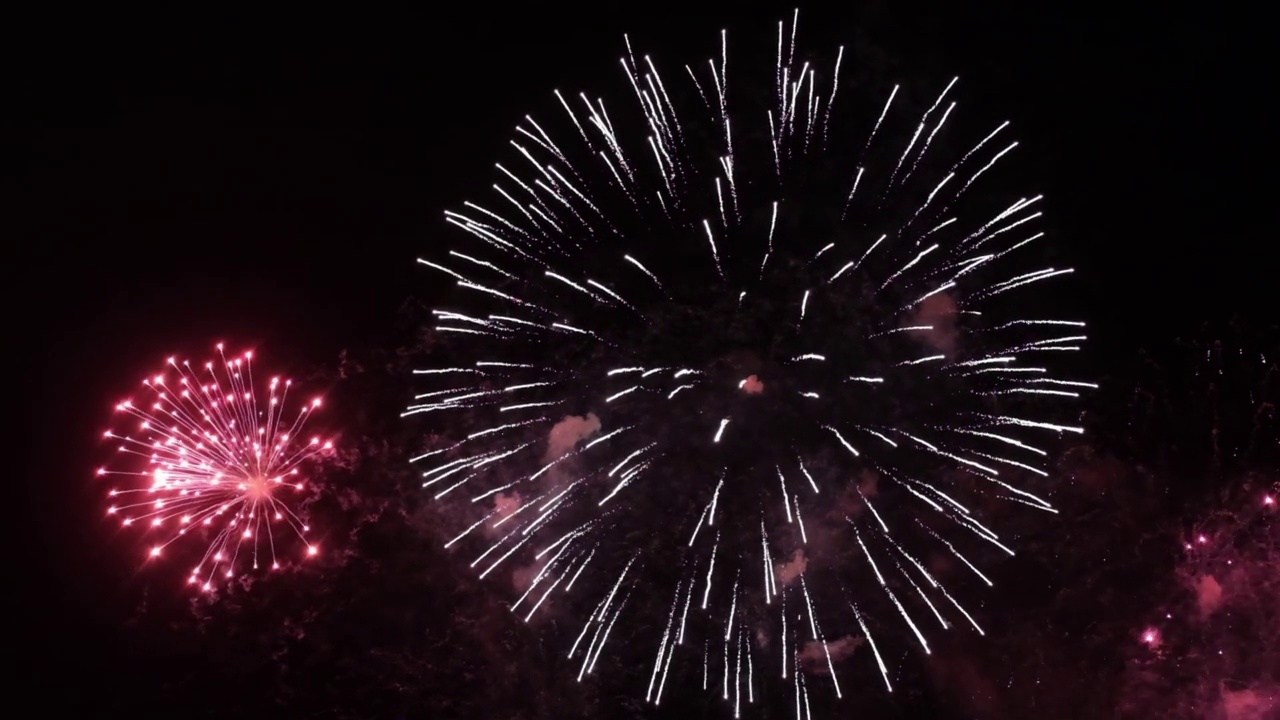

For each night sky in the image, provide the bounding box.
[15,3,1273,718]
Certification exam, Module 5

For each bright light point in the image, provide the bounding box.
[244,475,274,500]
[1141,629,1159,646]
[1265,495,1275,506]
[272,562,280,569]
[307,546,318,556]
[1197,535,1208,544]
[149,547,161,557]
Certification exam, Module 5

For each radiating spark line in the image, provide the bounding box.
[830,233,885,282]
[714,418,730,442]
[851,602,892,691]
[825,426,860,456]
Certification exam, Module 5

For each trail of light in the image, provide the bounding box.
[585,591,629,677]
[760,201,779,276]
[801,577,843,697]
[761,524,777,600]
[708,474,725,524]
[897,354,946,366]
[829,233,884,282]
[668,384,694,399]
[889,539,985,634]
[850,601,892,691]
[565,547,595,592]
[702,537,719,608]
[411,367,483,376]
[445,512,495,548]
[794,495,808,543]
[899,562,949,628]
[500,400,561,412]
[825,426,861,456]
[607,367,645,375]
[797,458,819,493]
[517,543,574,617]
[859,489,890,532]
[606,443,655,476]
[647,581,682,702]
[923,524,993,586]
[606,386,639,402]
[678,570,694,643]
[983,413,1084,434]
[623,253,665,289]
[600,461,651,506]
[855,528,930,652]
[865,85,898,152]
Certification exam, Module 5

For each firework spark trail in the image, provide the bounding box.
[99,344,333,591]
[410,12,1089,712]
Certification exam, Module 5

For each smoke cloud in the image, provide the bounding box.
[545,413,602,461]
[908,290,959,354]
[798,635,863,673]
[774,549,808,586]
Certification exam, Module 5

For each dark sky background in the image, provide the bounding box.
[13,2,1271,718]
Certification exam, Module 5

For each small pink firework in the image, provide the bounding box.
[99,343,334,591]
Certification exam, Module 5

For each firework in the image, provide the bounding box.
[409,12,1090,710]
[99,344,333,591]
[1121,325,1279,716]
[1122,482,1280,718]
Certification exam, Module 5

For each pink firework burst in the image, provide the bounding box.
[99,343,334,591]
